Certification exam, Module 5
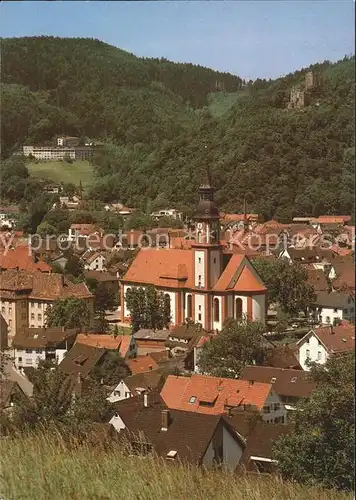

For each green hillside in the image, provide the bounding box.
[27,160,94,189]
[0,432,351,500]
[1,37,354,219]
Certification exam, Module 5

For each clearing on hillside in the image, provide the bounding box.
[27,160,94,190]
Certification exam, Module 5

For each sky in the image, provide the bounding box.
[0,1,354,80]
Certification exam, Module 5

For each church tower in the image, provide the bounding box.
[192,171,223,291]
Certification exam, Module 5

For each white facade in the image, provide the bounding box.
[252,294,266,322]
[234,295,248,320]
[151,209,182,220]
[14,347,68,369]
[263,390,288,423]
[316,302,354,325]
[297,332,328,371]
[222,425,244,470]
[110,412,126,432]
[28,301,48,328]
[194,251,205,288]
[107,380,132,403]
[209,249,221,288]
[23,145,76,160]
[84,254,106,271]
[194,294,205,326]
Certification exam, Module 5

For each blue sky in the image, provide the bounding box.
[0,1,354,80]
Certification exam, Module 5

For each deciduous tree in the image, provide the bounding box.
[253,257,316,315]
[197,319,268,378]
[125,286,171,333]
[273,352,355,491]
[45,297,92,329]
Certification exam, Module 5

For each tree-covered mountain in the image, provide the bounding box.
[1,36,354,219]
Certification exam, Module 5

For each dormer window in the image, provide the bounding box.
[291,377,297,383]
[270,377,276,383]
[189,396,196,404]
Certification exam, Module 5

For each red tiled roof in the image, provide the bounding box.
[0,269,93,301]
[0,246,51,273]
[312,216,351,224]
[213,255,266,292]
[75,333,132,358]
[127,354,159,374]
[161,374,272,415]
[298,321,355,354]
[122,248,193,289]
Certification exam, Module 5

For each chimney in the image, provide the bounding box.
[248,380,254,386]
[143,393,148,407]
[161,409,170,431]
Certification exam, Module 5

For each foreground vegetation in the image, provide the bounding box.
[0,432,352,500]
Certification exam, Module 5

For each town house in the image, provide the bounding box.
[161,374,287,424]
[297,320,355,370]
[12,327,79,369]
[0,269,93,337]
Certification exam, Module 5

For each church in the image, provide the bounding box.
[120,179,267,331]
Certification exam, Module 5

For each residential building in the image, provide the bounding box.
[58,343,106,379]
[127,354,159,375]
[0,269,93,336]
[12,327,79,369]
[23,145,76,160]
[120,179,267,330]
[160,374,287,424]
[297,320,355,371]
[311,291,355,324]
[132,329,170,355]
[74,333,136,359]
[238,421,293,473]
[53,196,80,210]
[23,142,96,161]
[107,369,164,403]
[0,380,27,412]
[150,209,183,221]
[57,136,80,147]
[0,245,51,273]
[109,392,245,470]
[240,366,316,412]
[81,251,107,271]
[263,345,302,370]
[68,224,103,243]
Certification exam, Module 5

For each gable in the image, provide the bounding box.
[213,256,266,293]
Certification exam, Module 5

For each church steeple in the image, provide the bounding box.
[194,166,220,222]
[193,166,220,244]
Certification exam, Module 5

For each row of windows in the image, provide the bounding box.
[263,403,281,413]
[113,390,131,398]
[266,416,285,424]
[185,296,244,323]
[306,350,322,360]
[30,313,42,321]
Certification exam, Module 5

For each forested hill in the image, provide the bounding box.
[1,36,354,219]
[1,36,242,155]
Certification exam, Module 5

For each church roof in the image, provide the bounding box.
[121,248,193,289]
[213,255,267,292]
[121,248,266,293]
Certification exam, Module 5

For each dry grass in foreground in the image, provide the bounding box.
[0,431,352,500]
